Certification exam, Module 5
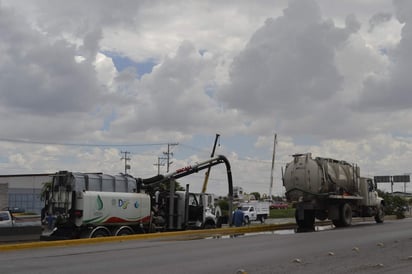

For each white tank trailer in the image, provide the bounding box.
[283,153,385,231]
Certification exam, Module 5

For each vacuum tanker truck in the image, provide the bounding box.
[40,155,233,240]
[283,153,385,231]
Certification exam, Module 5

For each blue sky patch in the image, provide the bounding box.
[102,110,117,131]
[199,49,207,56]
[103,51,157,79]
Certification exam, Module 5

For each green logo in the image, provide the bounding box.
[96,195,104,210]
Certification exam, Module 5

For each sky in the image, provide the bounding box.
[1,0,412,197]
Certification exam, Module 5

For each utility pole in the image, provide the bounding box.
[154,156,167,175]
[120,151,131,174]
[163,143,178,172]
[269,133,277,201]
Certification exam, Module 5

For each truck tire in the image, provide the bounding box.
[375,205,385,223]
[89,226,111,238]
[295,209,315,230]
[333,203,352,227]
[203,219,216,229]
[341,203,352,226]
[115,226,134,236]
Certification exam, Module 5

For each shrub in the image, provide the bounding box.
[377,190,409,219]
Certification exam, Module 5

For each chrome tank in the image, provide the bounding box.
[283,153,360,201]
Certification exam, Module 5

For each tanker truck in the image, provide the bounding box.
[282,153,385,231]
[40,155,234,240]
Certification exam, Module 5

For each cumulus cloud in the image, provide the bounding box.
[218,0,360,139]
[0,3,106,112]
[107,40,243,142]
[368,12,392,32]
[1,0,412,195]
[355,0,412,112]
[0,2,143,143]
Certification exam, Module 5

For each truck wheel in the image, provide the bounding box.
[89,226,111,238]
[304,211,315,229]
[375,205,385,223]
[115,226,134,236]
[295,209,315,230]
[203,220,216,229]
[332,219,343,227]
[339,203,352,227]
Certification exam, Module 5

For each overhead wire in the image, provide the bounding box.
[0,137,170,147]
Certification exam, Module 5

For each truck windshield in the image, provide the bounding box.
[189,194,199,206]
[0,212,10,221]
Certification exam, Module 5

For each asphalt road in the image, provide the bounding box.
[1,218,412,274]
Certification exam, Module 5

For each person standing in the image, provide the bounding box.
[232,206,245,227]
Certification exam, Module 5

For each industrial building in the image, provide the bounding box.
[0,173,52,214]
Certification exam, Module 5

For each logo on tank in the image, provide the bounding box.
[118,199,130,209]
[96,195,104,210]
[109,198,139,209]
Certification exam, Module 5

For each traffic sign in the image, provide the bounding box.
[374,176,391,183]
[393,175,410,183]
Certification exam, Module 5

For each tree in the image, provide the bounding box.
[250,192,261,200]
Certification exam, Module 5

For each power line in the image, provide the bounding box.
[0,137,170,147]
[154,156,167,175]
[179,143,209,153]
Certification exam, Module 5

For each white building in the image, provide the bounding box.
[0,173,53,214]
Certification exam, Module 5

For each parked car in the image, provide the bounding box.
[270,201,289,209]
[2,207,25,214]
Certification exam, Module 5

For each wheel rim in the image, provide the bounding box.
[90,226,111,238]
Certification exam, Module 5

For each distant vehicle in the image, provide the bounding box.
[240,201,270,224]
[0,211,15,227]
[2,207,25,214]
[270,202,289,209]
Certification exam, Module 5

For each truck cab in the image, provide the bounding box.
[359,177,382,207]
[0,211,15,227]
[178,191,218,229]
[241,205,257,223]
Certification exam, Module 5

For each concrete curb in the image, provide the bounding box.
[0,222,297,252]
[0,215,402,252]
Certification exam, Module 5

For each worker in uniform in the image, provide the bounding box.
[232,206,245,227]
